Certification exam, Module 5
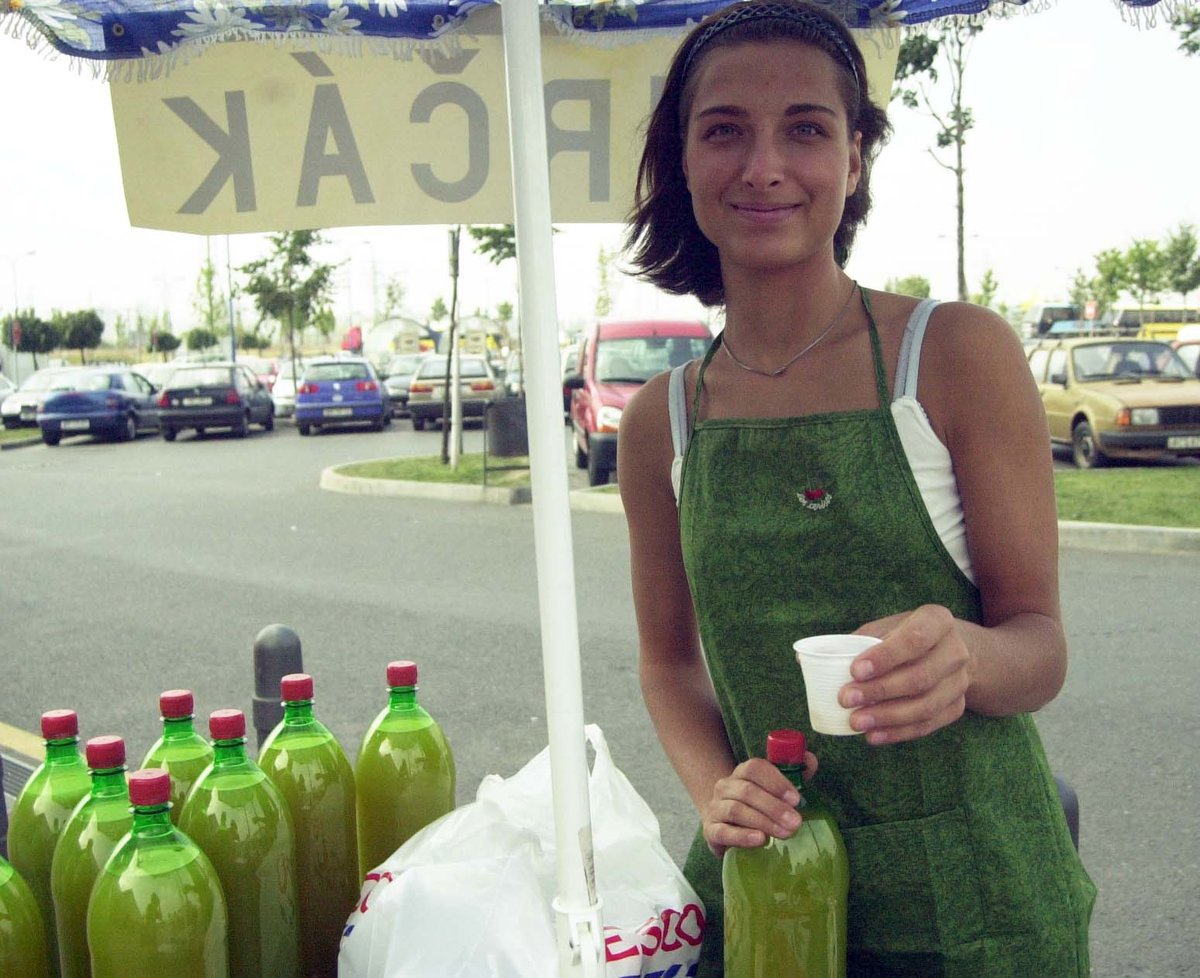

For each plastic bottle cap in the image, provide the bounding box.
[280,673,313,702]
[128,769,172,807]
[766,729,807,766]
[387,660,418,688]
[209,709,246,740]
[41,709,79,740]
[86,735,126,769]
[159,689,194,718]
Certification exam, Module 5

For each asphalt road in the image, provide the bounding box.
[2,421,1197,976]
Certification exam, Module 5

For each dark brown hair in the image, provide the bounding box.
[625,0,892,306]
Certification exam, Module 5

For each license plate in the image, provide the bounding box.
[182,396,212,407]
[1167,435,1200,449]
[61,419,90,431]
[323,407,353,418]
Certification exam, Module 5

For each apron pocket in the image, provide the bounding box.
[842,808,985,956]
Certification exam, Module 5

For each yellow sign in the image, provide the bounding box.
[110,9,897,234]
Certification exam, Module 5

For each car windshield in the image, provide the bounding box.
[304,362,372,382]
[417,357,489,379]
[1070,342,1191,381]
[594,336,710,383]
[170,366,233,387]
[20,369,78,392]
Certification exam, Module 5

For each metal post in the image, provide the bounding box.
[252,624,303,750]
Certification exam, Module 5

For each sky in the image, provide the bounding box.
[1,0,1197,347]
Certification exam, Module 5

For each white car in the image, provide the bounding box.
[2,366,82,428]
[271,356,333,418]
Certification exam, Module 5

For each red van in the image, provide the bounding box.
[565,319,712,486]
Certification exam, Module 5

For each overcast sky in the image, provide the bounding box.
[1,0,1196,342]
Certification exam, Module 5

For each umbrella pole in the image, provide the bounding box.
[498,1,603,975]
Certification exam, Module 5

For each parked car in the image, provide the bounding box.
[560,346,579,419]
[157,362,275,441]
[1026,336,1200,468]
[0,374,16,401]
[295,357,390,435]
[135,362,178,391]
[240,355,279,390]
[2,366,82,428]
[381,352,431,418]
[502,351,524,397]
[36,367,161,445]
[407,354,498,430]
[1020,303,1081,339]
[1172,330,1200,378]
[271,357,331,418]
[566,320,712,485]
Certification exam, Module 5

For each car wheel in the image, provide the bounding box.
[1072,420,1107,469]
[575,441,587,470]
[372,411,386,432]
[161,427,177,442]
[196,427,206,438]
[587,450,610,487]
[2,418,17,430]
[120,413,137,442]
[42,430,60,446]
[412,416,426,431]
[298,423,311,437]
[233,412,250,438]
[263,408,275,432]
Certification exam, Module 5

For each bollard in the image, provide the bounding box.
[252,624,303,751]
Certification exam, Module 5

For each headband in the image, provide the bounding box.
[680,2,862,94]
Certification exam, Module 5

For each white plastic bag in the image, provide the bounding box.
[338,724,705,978]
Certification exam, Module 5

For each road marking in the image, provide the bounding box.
[0,721,45,762]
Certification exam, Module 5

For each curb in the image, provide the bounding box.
[320,464,532,506]
[0,435,40,451]
[1056,520,1200,556]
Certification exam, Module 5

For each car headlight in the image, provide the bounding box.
[1129,408,1159,426]
[597,405,623,432]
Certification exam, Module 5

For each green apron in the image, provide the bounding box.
[677,295,1096,977]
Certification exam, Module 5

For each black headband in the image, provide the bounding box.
[681,2,862,94]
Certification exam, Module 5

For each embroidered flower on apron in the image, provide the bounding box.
[798,487,832,510]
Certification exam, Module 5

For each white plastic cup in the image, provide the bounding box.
[793,634,882,736]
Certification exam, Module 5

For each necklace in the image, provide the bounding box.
[721,280,859,378]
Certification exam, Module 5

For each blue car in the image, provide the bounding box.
[36,367,161,446]
[295,358,390,436]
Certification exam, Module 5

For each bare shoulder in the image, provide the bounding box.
[923,300,1027,371]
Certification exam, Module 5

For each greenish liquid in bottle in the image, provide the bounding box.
[143,715,214,827]
[260,698,359,978]
[354,685,455,879]
[723,761,849,978]
[8,734,91,978]
[0,854,52,978]
[50,764,133,978]
[88,792,228,978]
[179,734,300,978]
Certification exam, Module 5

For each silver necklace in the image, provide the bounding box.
[721,280,859,378]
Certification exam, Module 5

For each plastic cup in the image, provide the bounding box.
[793,634,882,736]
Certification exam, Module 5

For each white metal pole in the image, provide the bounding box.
[498,1,601,975]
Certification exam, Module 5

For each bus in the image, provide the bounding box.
[1096,305,1200,340]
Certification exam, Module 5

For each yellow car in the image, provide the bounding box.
[1027,337,1200,469]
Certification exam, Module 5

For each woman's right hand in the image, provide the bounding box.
[702,753,817,857]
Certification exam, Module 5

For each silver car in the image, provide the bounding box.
[2,366,82,428]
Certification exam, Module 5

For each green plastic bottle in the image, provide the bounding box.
[178,709,301,978]
[355,660,456,879]
[723,729,850,978]
[87,769,228,978]
[0,853,52,978]
[50,735,134,978]
[259,673,359,978]
[7,709,92,978]
[141,690,214,826]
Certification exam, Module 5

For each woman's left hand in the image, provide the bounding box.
[839,605,972,745]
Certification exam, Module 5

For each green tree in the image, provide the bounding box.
[311,305,337,343]
[883,275,932,299]
[892,24,983,301]
[193,246,229,336]
[1092,248,1129,316]
[1124,239,1167,324]
[150,330,181,360]
[595,247,615,317]
[187,327,219,352]
[240,230,336,378]
[1163,223,1200,308]
[468,225,517,264]
[1068,269,1093,311]
[970,268,999,309]
[57,309,106,364]
[9,311,60,369]
[1173,8,1199,55]
[379,276,407,322]
[429,296,449,323]
[113,313,129,348]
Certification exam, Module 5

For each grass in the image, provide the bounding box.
[340,453,1200,528]
[0,427,39,445]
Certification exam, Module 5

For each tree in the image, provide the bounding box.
[1124,239,1167,324]
[1092,248,1128,315]
[468,225,517,265]
[150,331,181,360]
[883,275,931,299]
[1173,7,1200,55]
[595,247,615,317]
[240,230,336,377]
[379,276,407,322]
[429,297,449,323]
[193,246,230,336]
[1163,223,1200,308]
[187,327,219,352]
[892,24,983,301]
[57,309,106,364]
[970,269,999,310]
[9,311,60,369]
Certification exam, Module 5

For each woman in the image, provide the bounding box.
[618,1,1096,974]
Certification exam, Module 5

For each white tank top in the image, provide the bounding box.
[668,298,975,583]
